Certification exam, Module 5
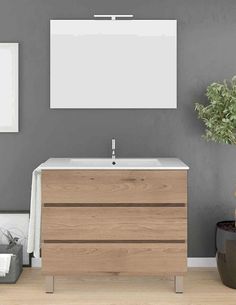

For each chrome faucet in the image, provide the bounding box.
[112,138,116,159]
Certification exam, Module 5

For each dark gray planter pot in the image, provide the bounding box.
[216,221,236,289]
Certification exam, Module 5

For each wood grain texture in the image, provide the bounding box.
[2,268,232,304]
[42,243,187,275]
[41,169,188,285]
[42,207,187,241]
[41,170,187,204]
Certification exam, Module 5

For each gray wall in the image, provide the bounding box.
[0,0,236,257]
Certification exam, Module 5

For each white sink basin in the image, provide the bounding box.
[69,158,161,168]
[40,158,189,170]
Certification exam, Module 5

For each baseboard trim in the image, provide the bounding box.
[187,257,217,268]
[31,257,217,268]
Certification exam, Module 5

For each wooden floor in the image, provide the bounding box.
[1,268,236,305]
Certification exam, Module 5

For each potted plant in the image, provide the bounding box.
[195,76,236,288]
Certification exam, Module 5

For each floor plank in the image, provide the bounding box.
[0,268,236,305]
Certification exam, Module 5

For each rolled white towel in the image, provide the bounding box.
[0,254,13,277]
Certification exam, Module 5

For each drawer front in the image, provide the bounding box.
[42,207,187,241]
[42,243,187,275]
[42,170,187,204]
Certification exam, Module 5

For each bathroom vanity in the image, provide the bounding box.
[40,158,188,293]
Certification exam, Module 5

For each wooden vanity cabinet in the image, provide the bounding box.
[41,170,187,293]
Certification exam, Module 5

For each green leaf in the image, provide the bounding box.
[195,76,236,145]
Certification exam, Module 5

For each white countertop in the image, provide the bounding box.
[38,158,189,170]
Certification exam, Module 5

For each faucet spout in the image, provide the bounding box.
[112,138,116,159]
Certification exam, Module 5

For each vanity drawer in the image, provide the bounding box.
[42,207,187,241]
[42,170,187,204]
[42,242,187,275]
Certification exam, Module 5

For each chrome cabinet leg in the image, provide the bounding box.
[45,276,54,293]
[175,275,183,293]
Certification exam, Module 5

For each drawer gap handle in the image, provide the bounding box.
[43,240,186,244]
[43,203,186,208]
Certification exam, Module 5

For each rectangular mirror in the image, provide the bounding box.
[0,43,19,131]
[50,20,176,109]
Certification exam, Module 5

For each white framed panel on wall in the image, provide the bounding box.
[0,43,19,132]
[50,20,177,109]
